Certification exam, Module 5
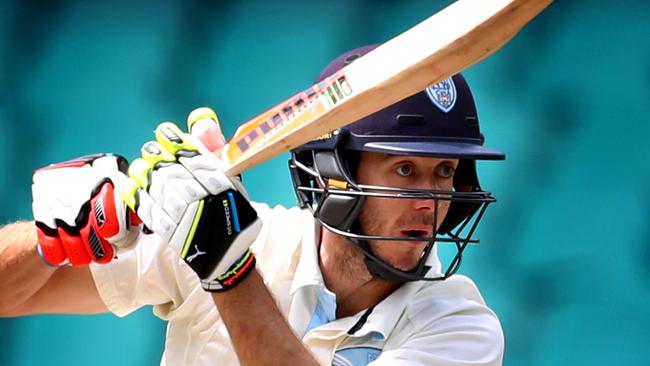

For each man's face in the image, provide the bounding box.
[355,152,459,271]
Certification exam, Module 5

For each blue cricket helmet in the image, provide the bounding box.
[305,44,504,161]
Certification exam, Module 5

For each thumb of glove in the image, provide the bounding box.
[187,107,227,153]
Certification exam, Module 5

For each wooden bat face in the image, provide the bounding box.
[221,0,552,176]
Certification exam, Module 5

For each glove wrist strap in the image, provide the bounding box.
[201,249,256,292]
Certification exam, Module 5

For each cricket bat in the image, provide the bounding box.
[217,0,552,176]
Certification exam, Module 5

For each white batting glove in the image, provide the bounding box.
[32,154,141,266]
[120,116,262,292]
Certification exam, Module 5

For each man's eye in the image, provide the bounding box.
[396,164,413,177]
[437,165,455,178]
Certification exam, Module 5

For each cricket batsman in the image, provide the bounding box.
[0,45,505,365]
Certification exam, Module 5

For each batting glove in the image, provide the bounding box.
[120,120,262,292]
[32,154,141,266]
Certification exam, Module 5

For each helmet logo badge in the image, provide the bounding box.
[426,77,457,113]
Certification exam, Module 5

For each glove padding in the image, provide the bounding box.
[32,153,140,266]
[121,122,262,292]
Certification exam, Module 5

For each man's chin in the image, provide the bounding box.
[390,259,421,272]
[367,240,427,270]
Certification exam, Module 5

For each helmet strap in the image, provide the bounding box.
[346,236,433,283]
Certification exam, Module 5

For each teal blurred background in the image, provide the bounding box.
[1,0,648,365]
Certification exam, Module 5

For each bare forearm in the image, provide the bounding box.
[0,221,56,314]
[212,269,320,366]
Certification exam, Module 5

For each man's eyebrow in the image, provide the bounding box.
[380,153,407,160]
[379,155,404,163]
[379,155,459,166]
[381,154,417,163]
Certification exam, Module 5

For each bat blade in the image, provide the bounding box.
[222,0,552,176]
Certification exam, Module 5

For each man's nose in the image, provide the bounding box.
[413,183,454,215]
[413,197,436,211]
[410,178,444,211]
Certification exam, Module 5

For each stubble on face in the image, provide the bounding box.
[356,197,433,272]
[327,236,374,283]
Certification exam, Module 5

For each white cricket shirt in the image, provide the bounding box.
[90,203,504,365]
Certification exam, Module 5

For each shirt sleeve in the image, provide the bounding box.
[89,202,300,319]
[89,232,204,318]
[249,202,306,278]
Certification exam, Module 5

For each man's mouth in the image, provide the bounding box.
[400,226,432,239]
